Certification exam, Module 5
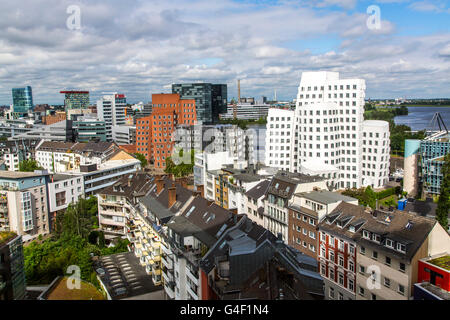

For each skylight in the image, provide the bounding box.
[185,206,195,217]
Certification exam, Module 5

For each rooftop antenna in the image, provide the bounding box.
[274,89,277,102]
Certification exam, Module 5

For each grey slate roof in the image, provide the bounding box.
[319,202,437,261]
[245,179,270,200]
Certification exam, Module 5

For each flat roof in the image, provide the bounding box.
[428,255,450,271]
[0,171,48,179]
[95,252,162,300]
[44,277,104,300]
[297,190,357,204]
[0,231,17,246]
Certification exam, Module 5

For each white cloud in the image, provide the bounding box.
[0,0,448,103]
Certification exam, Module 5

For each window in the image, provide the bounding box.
[348,279,355,291]
[329,250,335,262]
[338,272,344,286]
[338,292,344,300]
[372,251,378,260]
[386,239,394,248]
[359,286,365,296]
[398,284,405,295]
[338,255,344,267]
[329,268,335,280]
[385,256,391,266]
[349,260,354,272]
[349,244,355,255]
[384,277,391,288]
[399,262,406,272]
[362,230,370,239]
[371,293,377,300]
[359,265,365,274]
[397,243,406,253]
[329,287,335,299]
[360,246,365,255]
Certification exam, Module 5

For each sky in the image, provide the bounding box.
[0,0,449,105]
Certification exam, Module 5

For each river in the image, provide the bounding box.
[394,106,450,131]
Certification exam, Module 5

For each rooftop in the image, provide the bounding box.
[415,282,450,300]
[0,171,49,180]
[43,277,105,300]
[0,231,17,246]
[319,202,437,261]
[296,190,357,205]
[245,180,270,200]
[428,255,450,271]
[94,252,162,300]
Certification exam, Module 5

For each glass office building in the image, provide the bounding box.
[60,91,90,110]
[172,83,227,124]
[12,87,33,114]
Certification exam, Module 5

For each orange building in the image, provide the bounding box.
[43,111,66,125]
[136,93,196,169]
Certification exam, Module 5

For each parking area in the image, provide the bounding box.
[95,251,163,300]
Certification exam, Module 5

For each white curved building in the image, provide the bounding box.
[361,120,390,188]
[265,71,390,190]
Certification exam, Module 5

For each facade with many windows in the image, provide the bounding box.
[135,93,197,169]
[265,71,390,190]
[318,201,450,300]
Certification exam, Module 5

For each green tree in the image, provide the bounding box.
[19,159,44,172]
[165,149,195,177]
[436,153,450,231]
[133,153,148,168]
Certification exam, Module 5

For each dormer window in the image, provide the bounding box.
[372,234,381,243]
[336,221,342,228]
[349,225,355,233]
[386,239,394,248]
[362,230,370,239]
[397,243,406,253]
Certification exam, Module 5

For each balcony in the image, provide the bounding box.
[161,256,173,270]
[162,267,174,283]
[186,266,199,286]
[187,284,199,300]
[164,283,175,299]
[100,217,125,227]
[161,242,171,255]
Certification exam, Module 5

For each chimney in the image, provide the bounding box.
[238,79,241,103]
[177,177,188,188]
[156,178,164,194]
[168,187,177,208]
[197,184,205,197]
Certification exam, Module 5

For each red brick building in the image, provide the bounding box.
[136,93,196,169]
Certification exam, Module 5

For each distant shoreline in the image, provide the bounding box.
[403,105,450,108]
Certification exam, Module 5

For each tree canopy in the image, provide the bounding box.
[133,152,148,168]
[19,159,44,172]
[165,148,195,177]
[24,196,129,286]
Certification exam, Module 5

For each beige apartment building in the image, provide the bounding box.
[0,171,50,243]
[355,210,450,300]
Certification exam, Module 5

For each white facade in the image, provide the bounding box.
[265,71,390,190]
[47,175,85,214]
[193,151,236,197]
[361,120,390,188]
[112,125,136,145]
[97,93,127,141]
[265,108,296,172]
[36,149,103,173]
[98,193,128,239]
